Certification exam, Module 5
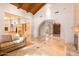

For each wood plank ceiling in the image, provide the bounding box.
[11,3,45,15]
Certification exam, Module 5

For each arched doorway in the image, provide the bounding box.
[38,20,53,38]
[38,20,61,39]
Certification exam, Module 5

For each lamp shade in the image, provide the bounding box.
[72,26,79,33]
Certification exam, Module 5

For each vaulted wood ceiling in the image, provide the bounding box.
[11,3,45,15]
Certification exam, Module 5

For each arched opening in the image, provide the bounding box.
[38,20,53,38]
[38,20,61,39]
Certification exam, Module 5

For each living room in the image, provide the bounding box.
[0,3,79,56]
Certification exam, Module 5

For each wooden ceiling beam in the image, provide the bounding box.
[11,3,23,9]
[30,3,45,14]
[21,3,31,11]
[11,3,45,14]
[26,3,36,12]
[17,3,23,9]
[20,3,36,12]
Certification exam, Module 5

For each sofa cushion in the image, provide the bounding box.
[0,35,12,44]
[13,37,25,43]
[0,42,14,48]
[12,33,20,41]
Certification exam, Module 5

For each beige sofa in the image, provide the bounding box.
[0,35,26,55]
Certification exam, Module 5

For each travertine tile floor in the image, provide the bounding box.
[66,43,79,56]
[5,36,66,56]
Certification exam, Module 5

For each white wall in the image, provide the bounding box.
[75,4,79,26]
[0,3,75,43]
[0,3,33,35]
[33,3,75,43]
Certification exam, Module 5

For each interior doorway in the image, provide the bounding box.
[53,23,60,37]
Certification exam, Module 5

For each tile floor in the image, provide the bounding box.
[4,35,79,56]
[66,43,79,56]
[5,36,65,56]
